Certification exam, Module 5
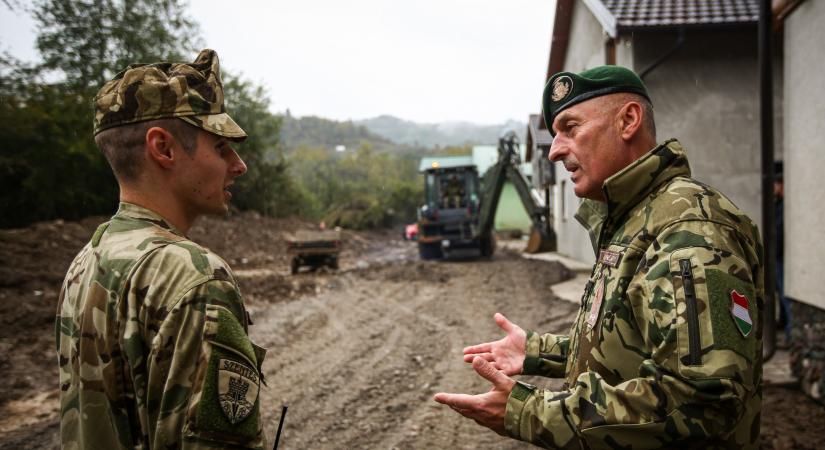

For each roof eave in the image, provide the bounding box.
[615,21,758,34]
[582,0,618,37]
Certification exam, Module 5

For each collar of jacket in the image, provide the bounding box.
[114,202,186,237]
[574,138,691,255]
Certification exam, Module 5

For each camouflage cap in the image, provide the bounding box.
[93,49,246,141]
[543,65,650,136]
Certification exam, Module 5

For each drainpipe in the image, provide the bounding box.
[759,0,777,362]
[639,28,686,80]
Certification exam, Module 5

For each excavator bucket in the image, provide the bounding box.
[524,226,556,254]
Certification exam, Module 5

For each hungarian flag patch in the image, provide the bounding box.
[730,290,753,337]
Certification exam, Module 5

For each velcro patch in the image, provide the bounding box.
[218,358,260,424]
[705,268,758,362]
[598,250,621,268]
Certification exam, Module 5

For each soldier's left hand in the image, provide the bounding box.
[433,356,515,435]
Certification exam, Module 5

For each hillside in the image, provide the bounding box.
[355,115,526,147]
[278,113,525,154]
[279,114,420,154]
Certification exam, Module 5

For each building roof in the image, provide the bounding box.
[585,0,759,37]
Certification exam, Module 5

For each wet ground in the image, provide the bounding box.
[0,213,823,449]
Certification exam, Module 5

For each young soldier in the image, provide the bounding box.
[57,49,268,448]
[436,66,764,449]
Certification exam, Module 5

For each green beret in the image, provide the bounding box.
[93,49,247,141]
[542,65,650,135]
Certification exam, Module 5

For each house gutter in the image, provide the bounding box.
[759,0,777,362]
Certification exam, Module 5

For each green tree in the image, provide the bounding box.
[1,0,298,227]
[286,142,422,229]
[1,53,118,227]
[33,0,200,90]
[1,0,199,227]
[223,75,306,217]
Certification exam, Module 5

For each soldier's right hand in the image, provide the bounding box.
[462,313,526,376]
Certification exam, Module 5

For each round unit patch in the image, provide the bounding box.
[551,76,573,102]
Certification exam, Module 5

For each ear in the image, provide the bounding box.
[145,127,178,169]
[617,101,644,141]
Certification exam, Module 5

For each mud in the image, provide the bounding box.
[0,214,823,449]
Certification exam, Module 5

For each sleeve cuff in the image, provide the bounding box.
[505,381,535,440]
[522,330,542,375]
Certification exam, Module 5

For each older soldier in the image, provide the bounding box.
[57,49,267,448]
[435,66,764,449]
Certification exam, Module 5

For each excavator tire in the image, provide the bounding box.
[418,242,444,260]
[479,234,496,258]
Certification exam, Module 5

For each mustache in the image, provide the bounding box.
[561,157,580,172]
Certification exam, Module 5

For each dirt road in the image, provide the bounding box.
[247,247,574,450]
[1,214,824,449]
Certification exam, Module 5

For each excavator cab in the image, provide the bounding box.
[417,159,484,259]
[416,132,556,260]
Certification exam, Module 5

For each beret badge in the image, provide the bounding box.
[551,76,573,102]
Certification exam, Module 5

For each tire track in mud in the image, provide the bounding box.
[251,270,456,448]
[249,250,576,450]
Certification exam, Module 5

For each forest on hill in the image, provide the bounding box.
[355,114,525,148]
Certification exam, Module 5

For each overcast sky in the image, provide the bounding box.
[0,0,555,124]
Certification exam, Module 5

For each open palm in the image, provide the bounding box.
[462,313,526,376]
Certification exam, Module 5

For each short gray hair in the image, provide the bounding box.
[638,95,656,141]
[605,93,656,141]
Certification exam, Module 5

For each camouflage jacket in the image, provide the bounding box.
[505,140,764,449]
[57,203,267,449]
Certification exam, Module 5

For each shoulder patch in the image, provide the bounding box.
[218,358,260,424]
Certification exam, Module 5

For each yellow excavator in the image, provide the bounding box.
[416,131,556,259]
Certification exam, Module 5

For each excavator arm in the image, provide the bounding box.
[478,131,556,253]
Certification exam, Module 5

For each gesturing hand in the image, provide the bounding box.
[462,313,526,376]
[433,357,516,435]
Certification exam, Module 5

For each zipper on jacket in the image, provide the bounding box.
[566,278,596,384]
[580,280,595,308]
[680,259,701,366]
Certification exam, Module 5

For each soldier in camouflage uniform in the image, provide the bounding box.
[435,66,764,449]
[57,49,268,449]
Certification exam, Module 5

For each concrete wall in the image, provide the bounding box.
[632,29,764,226]
[783,1,825,308]
[552,1,605,262]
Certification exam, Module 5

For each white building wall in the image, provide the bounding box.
[615,35,634,69]
[783,1,825,308]
[552,1,606,262]
[632,29,763,227]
